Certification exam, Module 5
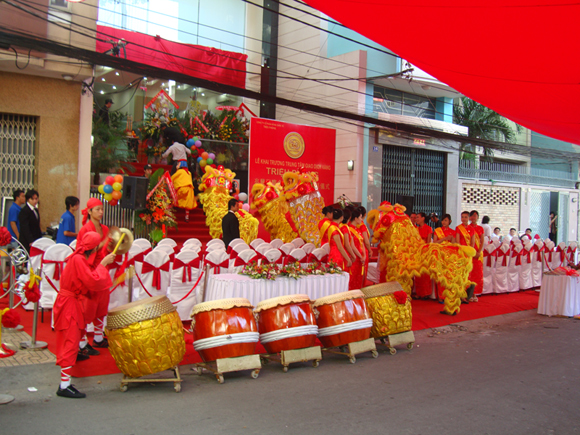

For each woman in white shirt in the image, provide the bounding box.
[481,216,493,240]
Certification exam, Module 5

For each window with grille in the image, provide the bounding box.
[373,86,437,119]
[0,113,37,200]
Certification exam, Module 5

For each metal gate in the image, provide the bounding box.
[381,145,446,216]
[0,113,36,198]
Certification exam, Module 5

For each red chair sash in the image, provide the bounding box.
[205,257,230,273]
[141,260,170,290]
[128,251,145,266]
[29,246,45,258]
[483,249,496,267]
[496,250,509,267]
[173,257,201,283]
[522,248,532,264]
[512,249,522,266]
[234,256,256,267]
[556,246,566,262]
[42,259,65,281]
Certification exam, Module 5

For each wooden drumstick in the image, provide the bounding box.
[112,233,126,256]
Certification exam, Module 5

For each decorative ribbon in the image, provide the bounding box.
[170,270,205,305]
[567,246,577,264]
[556,246,566,266]
[43,273,60,294]
[234,256,254,267]
[533,245,543,262]
[522,247,532,264]
[140,260,170,290]
[205,257,230,274]
[496,249,509,267]
[173,257,201,283]
[29,246,45,258]
[512,249,522,266]
[483,249,496,267]
[42,259,65,281]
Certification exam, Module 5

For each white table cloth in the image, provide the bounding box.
[538,275,580,317]
[205,273,350,306]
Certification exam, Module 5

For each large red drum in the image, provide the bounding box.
[254,294,318,354]
[313,290,373,348]
[190,298,258,362]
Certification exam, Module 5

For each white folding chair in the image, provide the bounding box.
[169,250,202,320]
[40,244,73,309]
[136,250,171,301]
[270,239,283,249]
[507,244,523,293]
[180,245,202,256]
[493,243,510,294]
[183,238,202,249]
[532,239,545,288]
[482,243,496,295]
[280,243,294,256]
[108,252,130,310]
[554,242,567,269]
[311,247,329,264]
[292,238,305,248]
[321,243,330,255]
[204,249,230,275]
[250,238,265,250]
[206,243,226,253]
[519,241,534,290]
[229,249,259,273]
[154,245,175,264]
[207,239,225,249]
[133,238,152,251]
[302,243,315,255]
[287,247,307,265]
[262,249,283,265]
[29,238,55,274]
[69,239,77,250]
[157,238,177,250]
[228,238,245,250]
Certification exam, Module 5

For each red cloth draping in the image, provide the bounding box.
[141,260,170,290]
[42,259,65,281]
[303,0,580,145]
[95,25,247,89]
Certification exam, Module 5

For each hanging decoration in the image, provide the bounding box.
[98,174,124,206]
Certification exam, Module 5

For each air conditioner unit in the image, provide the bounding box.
[217,94,231,104]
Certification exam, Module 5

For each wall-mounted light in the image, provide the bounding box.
[347,160,354,171]
[572,197,577,203]
[61,74,73,81]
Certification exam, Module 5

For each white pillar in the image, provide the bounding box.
[77,77,94,230]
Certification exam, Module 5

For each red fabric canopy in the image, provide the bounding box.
[305,1,580,145]
[96,25,247,89]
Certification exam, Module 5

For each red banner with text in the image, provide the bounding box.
[249,118,336,206]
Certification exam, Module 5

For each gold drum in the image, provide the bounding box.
[360,282,412,337]
[106,296,186,378]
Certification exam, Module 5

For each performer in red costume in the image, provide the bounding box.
[468,210,484,301]
[433,214,456,302]
[339,208,358,274]
[347,209,366,290]
[77,198,114,351]
[326,209,352,269]
[318,206,335,245]
[53,232,115,398]
[354,207,372,285]
[414,212,433,298]
[456,211,476,303]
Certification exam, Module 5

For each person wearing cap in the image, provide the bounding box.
[99,98,113,126]
[430,213,442,229]
[143,164,153,179]
[53,231,115,398]
[77,198,115,351]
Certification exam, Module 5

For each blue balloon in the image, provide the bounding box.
[195,140,202,148]
[103,184,113,194]
[197,157,203,163]
[186,138,195,148]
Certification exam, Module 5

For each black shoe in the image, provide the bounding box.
[81,343,100,356]
[77,350,90,361]
[93,337,109,348]
[56,385,86,399]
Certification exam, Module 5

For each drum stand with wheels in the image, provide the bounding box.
[375,330,415,355]
[119,366,182,393]
[193,354,261,384]
[323,338,378,364]
[260,345,322,372]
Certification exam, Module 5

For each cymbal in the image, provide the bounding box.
[109,227,134,255]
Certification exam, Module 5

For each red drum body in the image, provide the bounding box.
[254,295,318,354]
[313,290,372,348]
[191,298,258,362]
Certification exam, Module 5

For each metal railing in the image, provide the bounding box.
[458,160,577,188]
[89,189,152,240]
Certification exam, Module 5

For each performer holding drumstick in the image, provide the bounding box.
[53,232,115,398]
[77,198,115,354]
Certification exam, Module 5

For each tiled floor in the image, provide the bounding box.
[0,327,55,367]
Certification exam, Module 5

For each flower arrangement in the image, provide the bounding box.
[239,260,343,280]
[135,179,177,244]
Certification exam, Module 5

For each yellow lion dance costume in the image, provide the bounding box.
[198,165,258,244]
[367,202,475,315]
[282,170,325,246]
[250,182,298,243]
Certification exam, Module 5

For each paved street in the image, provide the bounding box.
[1,310,579,435]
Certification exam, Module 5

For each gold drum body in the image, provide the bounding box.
[106,296,186,378]
[361,282,412,338]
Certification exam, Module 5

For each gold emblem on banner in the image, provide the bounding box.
[283,132,305,159]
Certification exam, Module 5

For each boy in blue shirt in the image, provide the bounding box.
[56,196,80,245]
[7,189,25,244]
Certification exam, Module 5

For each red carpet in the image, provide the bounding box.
[3,290,539,378]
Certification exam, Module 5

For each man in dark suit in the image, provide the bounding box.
[222,198,240,248]
[19,189,42,253]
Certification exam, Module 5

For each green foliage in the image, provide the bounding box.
[91,114,135,180]
[453,97,522,161]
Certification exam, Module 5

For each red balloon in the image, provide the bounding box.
[233,194,239,200]
[210,164,217,168]
[109,199,119,206]
[105,176,115,185]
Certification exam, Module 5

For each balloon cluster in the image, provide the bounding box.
[185,136,218,169]
[98,174,123,206]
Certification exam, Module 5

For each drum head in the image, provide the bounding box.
[107,295,175,330]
